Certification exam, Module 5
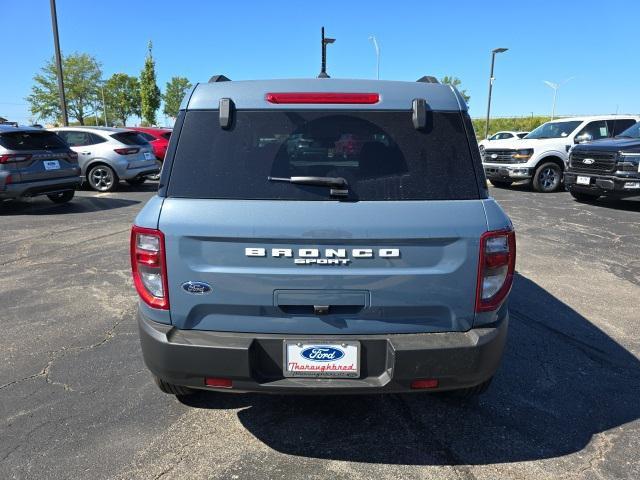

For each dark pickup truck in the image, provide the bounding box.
[565,121,640,201]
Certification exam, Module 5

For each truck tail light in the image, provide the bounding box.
[475,229,516,312]
[114,147,140,155]
[130,225,169,310]
[265,92,379,104]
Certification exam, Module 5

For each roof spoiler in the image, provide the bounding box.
[416,76,439,84]
[209,75,231,83]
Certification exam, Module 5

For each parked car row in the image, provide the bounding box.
[481,115,640,197]
[0,124,171,205]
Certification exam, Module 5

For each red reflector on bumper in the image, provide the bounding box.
[266,92,379,104]
[410,379,439,389]
[204,377,232,388]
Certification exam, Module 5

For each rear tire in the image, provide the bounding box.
[532,161,562,192]
[126,177,146,186]
[87,164,118,192]
[153,375,195,396]
[489,180,513,188]
[47,190,75,204]
[570,191,600,202]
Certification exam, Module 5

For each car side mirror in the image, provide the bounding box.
[574,133,593,144]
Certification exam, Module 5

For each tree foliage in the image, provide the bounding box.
[440,76,470,104]
[104,73,141,126]
[472,116,552,140]
[162,77,192,118]
[27,53,102,125]
[140,41,161,126]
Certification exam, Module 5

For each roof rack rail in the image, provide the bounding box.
[416,76,439,84]
[208,75,231,83]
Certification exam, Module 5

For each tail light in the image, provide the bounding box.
[68,151,78,162]
[0,154,32,164]
[265,92,380,104]
[114,147,140,155]
[130,226,169,309]
[475,229,516,312]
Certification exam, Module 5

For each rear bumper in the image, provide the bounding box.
[138,310,508,394]
[0,176,81,199]
[565,172,640,196]
[483,164,533,180]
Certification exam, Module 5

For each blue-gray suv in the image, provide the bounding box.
[131,77,516,398]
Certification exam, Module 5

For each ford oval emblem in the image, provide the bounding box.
[300,346,345,362]
[582,158,595,165]
[181,281,212,295]
[491,153,498,159]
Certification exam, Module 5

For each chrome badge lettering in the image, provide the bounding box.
[245,247,400,265]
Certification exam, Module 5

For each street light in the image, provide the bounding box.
[543,78,573,120]
[49,0,68,126]
[368,35,380,80]
[318,27,335,78]
[484,47,508,139]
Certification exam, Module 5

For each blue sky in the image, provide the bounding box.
[2,0,638,125]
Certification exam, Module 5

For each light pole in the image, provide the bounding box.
[368,35,380,80]
[543,78,573,120]
[484,47,508,139]
[318,27,335,78]
[101,85,107,126]
[49,0,68,126]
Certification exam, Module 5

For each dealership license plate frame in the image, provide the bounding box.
[283,340,360,378]
[43,160,60,171]
[144,152,153,160]
[577,176,591,185]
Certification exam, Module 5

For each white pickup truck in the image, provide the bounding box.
[482,115,639,192]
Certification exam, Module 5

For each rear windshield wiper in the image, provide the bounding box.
[268,176,349,197]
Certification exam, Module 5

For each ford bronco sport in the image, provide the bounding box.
[131,77,516,397]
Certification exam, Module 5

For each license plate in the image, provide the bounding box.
[144,152,153,160]
[576,176,591,185]
[284,341,359,378]
[43,160,60,170]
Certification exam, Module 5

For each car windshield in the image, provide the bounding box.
[525,121,582,139]
[616,122,640,139]
[168,110,481,201]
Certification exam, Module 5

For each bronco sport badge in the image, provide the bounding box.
[245,247,400,265]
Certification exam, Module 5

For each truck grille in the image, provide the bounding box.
[569,151,617,173]
[482,149,515,163]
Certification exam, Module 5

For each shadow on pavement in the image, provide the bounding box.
[0,195,140,216]
[179,273,640,465]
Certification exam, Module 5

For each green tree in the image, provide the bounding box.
[140,41,161,126]
[162,76,192,118]
[27,53,102,125]
[104,73,141,126]
[440,76,470,104]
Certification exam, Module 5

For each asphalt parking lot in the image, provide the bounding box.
[1,183,639,480]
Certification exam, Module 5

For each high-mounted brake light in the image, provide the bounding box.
[114,147,140,155]
[0,154,32,164]
[265,92,379,104]
[130,225,169,309]
[475,229,516,312]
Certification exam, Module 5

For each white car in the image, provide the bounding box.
[478,131,528,152]
[51,127,160,192]
[482,115,640,192]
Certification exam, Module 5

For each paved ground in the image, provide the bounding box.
[1,183,639,480]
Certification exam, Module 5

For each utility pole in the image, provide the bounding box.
[318,27,335,78]
[484,47,508,139]
[369,35,380,80]
[101,85,108,126]
[49,0,68,126]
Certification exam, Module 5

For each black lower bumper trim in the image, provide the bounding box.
[138,311,508,394]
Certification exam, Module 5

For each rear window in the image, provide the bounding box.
[168,110,480,201]
[0,131,68,151]
[161,132,171,140]
[111,132,149,146]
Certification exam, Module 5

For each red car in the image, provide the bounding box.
[127,127,172,160]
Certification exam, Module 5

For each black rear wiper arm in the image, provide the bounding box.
[268,176,349,197]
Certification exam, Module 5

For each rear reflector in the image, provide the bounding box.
[205,377,232,388]
[266,92,379,104]
[411,379,439,389]
[475,229,516,312]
